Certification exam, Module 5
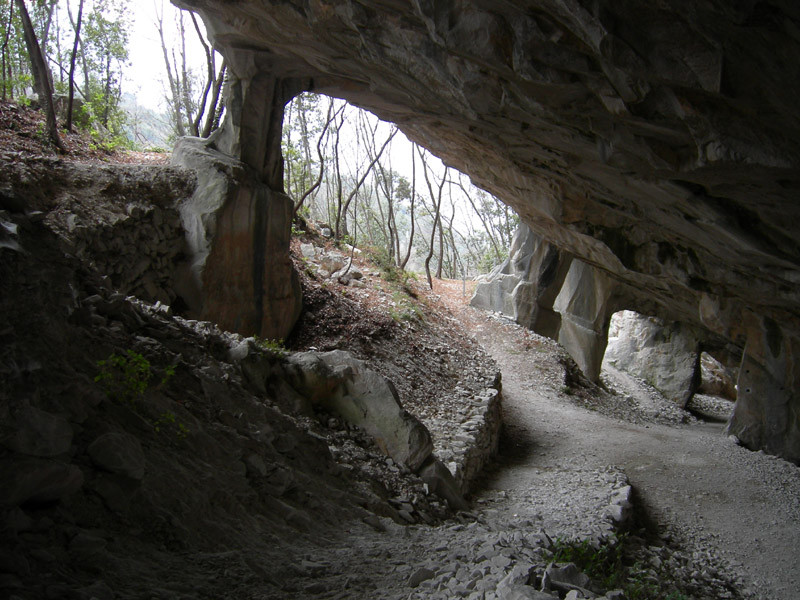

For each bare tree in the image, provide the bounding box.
[15,0,64,151]
[399,141,417,270]
[417,145,446,289]
[293,98,343,216]
[2,2,13,100]
[66,0,84,132]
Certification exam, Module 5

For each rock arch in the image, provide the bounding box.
[171,0,800,462]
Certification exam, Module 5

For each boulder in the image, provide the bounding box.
[0,406,73,457]
[286,350,434,471]
[87,432,146,480]
[0,459,83,506]
[416,457,468,511]
[603,311,700,408]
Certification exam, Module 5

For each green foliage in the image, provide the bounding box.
[388,291,424,324]
[95,350,153,405]
[550,536,690,600]
[551,536,625,591]
[153,411,189,440]
[254,336,288,358]
[95,349,185,438]
[0,0,130,140]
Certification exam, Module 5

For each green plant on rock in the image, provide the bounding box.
[95,350,153,405]
[254,336,288,358]
[153,411,189,441]
[552,536,625,591]
[95,350,184,437]
[550,536,690,600]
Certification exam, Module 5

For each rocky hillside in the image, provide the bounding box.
[0,102,511,597]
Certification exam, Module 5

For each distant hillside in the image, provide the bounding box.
[121,93,172,150]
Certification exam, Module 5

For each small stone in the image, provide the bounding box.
[408,567,437,587]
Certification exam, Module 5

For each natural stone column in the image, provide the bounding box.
[470,224,572,338]
[727,315,800,463]
[553,260,616,382]
[172,50,305,340]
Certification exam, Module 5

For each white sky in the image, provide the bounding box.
[126,1,210,111]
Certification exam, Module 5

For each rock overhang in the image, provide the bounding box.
[171,0,800,460]
[175,0,800,337]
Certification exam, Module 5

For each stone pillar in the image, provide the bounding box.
[553,260,616,382]
[470,224,572,338]
[727,315,800,463]
[172,50,306,340]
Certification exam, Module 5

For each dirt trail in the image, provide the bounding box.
[454,289,800,600]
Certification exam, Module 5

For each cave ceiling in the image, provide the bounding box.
[175,0,800,340]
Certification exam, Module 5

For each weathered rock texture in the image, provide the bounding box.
[175,0,800,460]
[171,55,305,340]
[604,311,701,408]
[1,157,195,307]
[471,224,572,340]
[699,353,738,400]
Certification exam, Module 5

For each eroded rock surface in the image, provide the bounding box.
[171,0,800,456]
[603,310,701,408]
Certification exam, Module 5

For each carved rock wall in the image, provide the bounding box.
[175,0,800,461]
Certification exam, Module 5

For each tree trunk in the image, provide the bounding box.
[157,5,184,137]
[400,142,417,269]
[15,0,63,151]
[178,13,194,135]
[66,0,83,131]
[2,2,13,101]
[201,59,226,137]
[418,146,445,289]
[294,99,341,216]
[190,12,213,137]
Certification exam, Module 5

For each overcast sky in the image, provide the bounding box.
[126,1,210,111]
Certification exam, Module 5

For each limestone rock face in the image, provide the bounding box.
[176,0,800,460]
[471,224,571,339]
[310,351,434,472]
[236,347,435,471]
[553,260,617,382]
[699,353,738,400]
[172,137,302,341]
[603,311,701,408]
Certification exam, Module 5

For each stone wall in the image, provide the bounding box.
[436,386,502,493]
[1,159,198,308]
[60,205,186,307]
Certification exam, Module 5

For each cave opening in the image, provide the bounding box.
[601,310,737,425]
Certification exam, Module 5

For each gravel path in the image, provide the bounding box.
[461,301,800,600]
